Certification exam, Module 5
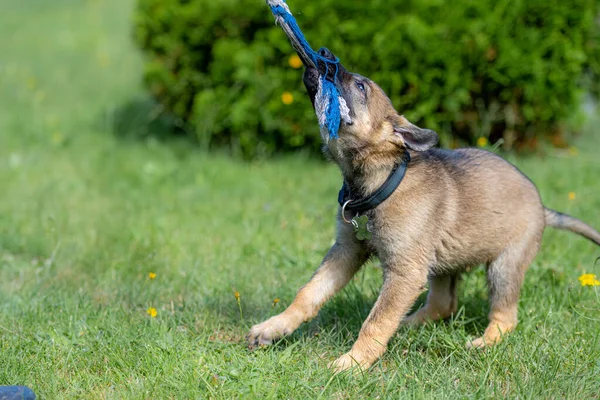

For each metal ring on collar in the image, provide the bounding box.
[341,200,353,224]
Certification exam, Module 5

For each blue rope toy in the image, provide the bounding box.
[266,0,350,140]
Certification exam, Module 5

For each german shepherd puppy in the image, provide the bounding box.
[247,48,600,372]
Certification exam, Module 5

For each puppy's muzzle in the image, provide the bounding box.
[303,48,344,106]
[303,67,320,106]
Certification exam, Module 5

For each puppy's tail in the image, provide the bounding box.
[544,208,600,246]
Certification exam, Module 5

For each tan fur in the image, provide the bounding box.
[402,275,458,325]
[247,52,600,372]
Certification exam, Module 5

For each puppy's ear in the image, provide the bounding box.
[391,116,439,151]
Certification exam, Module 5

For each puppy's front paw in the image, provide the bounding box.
[247,315,294,349]
[466,336,489,350]
[329,352,368,374]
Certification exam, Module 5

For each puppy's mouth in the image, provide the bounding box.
[302,47,341,106]
[302,67,320,106]
[301,48,354,133]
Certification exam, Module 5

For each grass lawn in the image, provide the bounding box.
[1,0,600,398]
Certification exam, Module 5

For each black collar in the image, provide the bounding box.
[338,152,411,214]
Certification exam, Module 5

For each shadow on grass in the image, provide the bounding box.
[200,273,491,353]
[102,97,190,143]
[319,278,490,340]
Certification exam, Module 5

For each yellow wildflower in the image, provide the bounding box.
[568,192,576,201]
[97,50,110,68]
[52,131,63,144]
[578,274,600,286]
[289,55,303,69]
[26,76,37,90]
[148,272,157,280]
[272,298,280,307]
[234,291,243,320]
[477,137,488,147]
[281,92,294,105]
[147,307,158,318]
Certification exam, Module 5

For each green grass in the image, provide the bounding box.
[1,0,600,398]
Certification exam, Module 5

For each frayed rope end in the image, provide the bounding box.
[266,0,350,140]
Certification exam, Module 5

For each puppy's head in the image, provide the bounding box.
[303,48,438,167]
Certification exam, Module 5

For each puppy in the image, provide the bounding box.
[247,48,600,372]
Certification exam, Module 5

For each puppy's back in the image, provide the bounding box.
[410,148,545,266]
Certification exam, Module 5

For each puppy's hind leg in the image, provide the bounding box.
[402,274,459,326]
[468,232,542,349]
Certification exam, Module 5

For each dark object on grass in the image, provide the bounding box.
[0,386,36,400]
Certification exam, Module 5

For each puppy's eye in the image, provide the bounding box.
[355,81,366,95]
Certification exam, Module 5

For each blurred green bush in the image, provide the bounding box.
[134,0,600,157]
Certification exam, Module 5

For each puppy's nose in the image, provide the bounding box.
[318,47,336,61]
[316,47,339,82]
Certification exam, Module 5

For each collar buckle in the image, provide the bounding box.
[341,200,355,224]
